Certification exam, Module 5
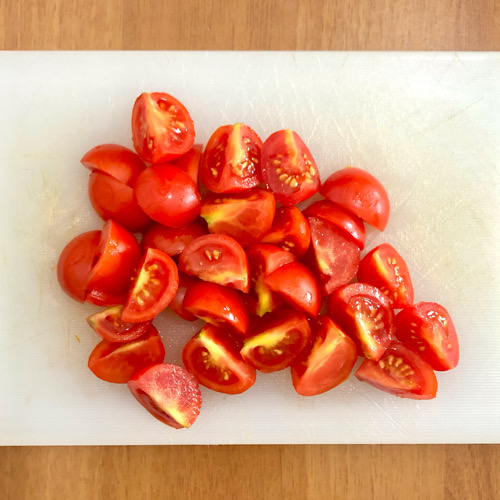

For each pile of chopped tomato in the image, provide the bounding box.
[57,92,459,429]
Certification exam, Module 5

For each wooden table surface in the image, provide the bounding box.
[1,1,499,499]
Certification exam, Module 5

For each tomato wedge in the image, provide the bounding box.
[87,305,152,343]
[241,307,311,373]
[260,206,310,257]
[179,234,250,293]
[200,123,262,193]
[261,130,320,205]
[128,363,202,429]
[355,341,438,399]
[132,92,195,164]
[88,325,165,384]
[183,281,249,336]
[306,216,360,296]
[303,199,365,249]
[291,316,358,396]
[327,283,393,361]
[171,144,202,185]
[168,273,199,322]
[357,243,414,308]
[320,167,390,231]
[264,261,321,317]
[200,188,275,247]
[394,302,459,371]
[122,248,179,322]
[182,324,256,394]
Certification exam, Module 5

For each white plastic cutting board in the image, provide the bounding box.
[0,52,499,445]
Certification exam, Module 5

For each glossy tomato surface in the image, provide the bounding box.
[320,167,390,231]
[182,324,256,394]
[171,144,202,185]
[355,341,438,399]
[200,123,262,193]
[132,92,195,164]
[261,129,320,205]
[128,363,202,429]
[200,188,275,247]
[291,316,358,396]
[168,273,199,321]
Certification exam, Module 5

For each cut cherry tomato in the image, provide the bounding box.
[57,230,100,302]
[327,283,394,361]
[264,261,321,317]
[320,167,390,231]
[183,281,249,336]
[122,248,179,322]
[128,363,202,429]
[134,163,201,228]
[291,315,358,396]
[182,324,256,394]
[85,288,127,307]
[131,92,195,164]
[87,305,152,343]
[241,307,311,373]
[394,302,459,371]
[81,144,146,185]
[306,216,360,296]
[303,199,365,249]
[88,325,165,384]
[179,234,250,293]
[260,206,310,257]
[200,188,275,247]
[245,243,296,317]
[357,243,414,308]
[141,220,207,257]
[169,273,199,322]
[200,123,262,193]
[261,129,320,205]
[355,341,438,399]
[171,144,202,185]
[85,220,141,296]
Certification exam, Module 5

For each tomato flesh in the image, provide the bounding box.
[394,302,459,371]
[182,324,256,394]
[132,92,195,164]
[200,188,275,247]
[291,316,358,396]
[241,307,311,373]
[200,123,262,193]
[179,234,250,293]
[128,363,202,429]
[327,283,393,361]
[355,341,438,399]
[88,325,165,384]
[122,248,179,323]
[261,129,320,205]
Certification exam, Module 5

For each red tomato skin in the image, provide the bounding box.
[183,280,249,336]
[168,273,199,321]
[260,206,310,257]
[141,220,207,257]
[291,316,358,396]
[81,144,146,185]
[264,261,321,318]
[394,302,459,371]
[131,92,195,164]
[355,341,438,400]
[57,230,100,302]
[200,123,262,193]
[88,171,152,231]
[357,243,414,309]
[134,164,201,228]
[128,363,202,429]
[261,130,320,205]
[303,199,365,249]
[88,325,165,384]
[320,167,390,231]
[327,283,394,361]
[200,188,275,247]
[182,324,256,394]
[171,144,202,185]
[85,288,127,307]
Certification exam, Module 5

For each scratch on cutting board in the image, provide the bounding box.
[444,97,485,122]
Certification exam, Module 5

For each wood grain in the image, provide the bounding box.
[1,1,499,499]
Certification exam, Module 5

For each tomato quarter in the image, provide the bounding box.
[168,273,200,321]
